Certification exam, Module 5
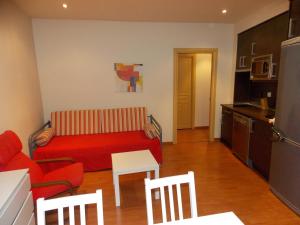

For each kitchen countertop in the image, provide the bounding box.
[221,104,274,123]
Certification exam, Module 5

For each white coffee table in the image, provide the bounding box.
[111,150,160,207]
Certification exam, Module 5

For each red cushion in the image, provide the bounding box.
[34,131,162,171]
[32,162,83,200]
[0,130,22,166]
[3,152,44,184]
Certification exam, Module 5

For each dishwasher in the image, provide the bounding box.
[232,112,252,165]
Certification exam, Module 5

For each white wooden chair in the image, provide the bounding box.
[144,171,198,225]
[36,189,104,225]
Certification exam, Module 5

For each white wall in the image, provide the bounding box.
[194,54,212,127]
[32,20,235,141]
[0,1,44,154]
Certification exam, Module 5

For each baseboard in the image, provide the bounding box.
[163,139,219,144]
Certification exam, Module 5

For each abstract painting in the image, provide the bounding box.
[114,63,143,92]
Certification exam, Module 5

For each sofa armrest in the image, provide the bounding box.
[35,157,75,164]
[148,115,162,144]
[31,180,74,195]
[35,157,77,173]
[28,121,51,158]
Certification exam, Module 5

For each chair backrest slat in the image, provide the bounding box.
[160,186,167,223]
[69,206,75,225]
[176,183,183,220]
[168,185,175,221]
[58,207,64,225]
[37,208,46,225]
[96,198,104,225]
[80,204,86,225]
[37,190,104,225]
[188,172,198,218]
[145,171,198,225]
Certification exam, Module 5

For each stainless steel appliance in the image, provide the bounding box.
[232,113,252,165]
[250,54,276,80]
[269,37,300,215]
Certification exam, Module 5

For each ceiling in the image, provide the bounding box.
[13,0,287,23]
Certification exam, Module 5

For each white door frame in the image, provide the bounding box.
[173,48,218,143]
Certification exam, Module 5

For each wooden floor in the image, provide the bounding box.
[71,129,300,225]
[177,127,209,143]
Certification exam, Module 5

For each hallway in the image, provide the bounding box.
[177,127,209,143]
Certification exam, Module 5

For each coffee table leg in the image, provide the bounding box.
[154,168,160,199]
[113,173,120,207]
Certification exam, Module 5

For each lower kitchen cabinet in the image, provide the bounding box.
[220,105,274,180]
[249,120,273,180]
[221,107,233,148]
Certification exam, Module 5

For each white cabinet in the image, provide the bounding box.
[0,169,35,225]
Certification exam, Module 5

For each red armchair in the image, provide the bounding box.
[0,130,84,201]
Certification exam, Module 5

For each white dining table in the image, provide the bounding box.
[155,212,244,225]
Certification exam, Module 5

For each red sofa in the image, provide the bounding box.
[30,107,162,172]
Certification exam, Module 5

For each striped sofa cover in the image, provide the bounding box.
[32,107,162,171]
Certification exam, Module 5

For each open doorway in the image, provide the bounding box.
[173,48,218,144]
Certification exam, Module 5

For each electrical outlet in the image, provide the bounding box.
[267,92,272,97]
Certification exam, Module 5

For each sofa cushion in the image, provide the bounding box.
[35,127,55,146]
[32,162,83,201]
[0,130,22,166]
[144,123,158,139]
[33,131,162,171]
[51,107,147,136]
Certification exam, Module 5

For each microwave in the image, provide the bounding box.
[250,54,276,80]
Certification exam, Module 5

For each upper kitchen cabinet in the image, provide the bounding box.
[236,29,255,70]
[236,12,289,71]
[289,0,300,38]
[253,13,289,67]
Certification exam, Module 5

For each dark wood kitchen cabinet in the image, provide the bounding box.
[289,0,300,38]
[236,12,289,71]
[252,13,289,76]
[236,29,255,69]
[221,106,233,148]
[249,120,273,179]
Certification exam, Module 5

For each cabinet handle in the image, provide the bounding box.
[251,42,256,55]
[288,18,294,38]
[271,63,277,78]
[271,127,284,142]
[239,56,243,67]
[239,56,246,68]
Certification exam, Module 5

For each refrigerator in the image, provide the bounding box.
[269,36,300,215]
